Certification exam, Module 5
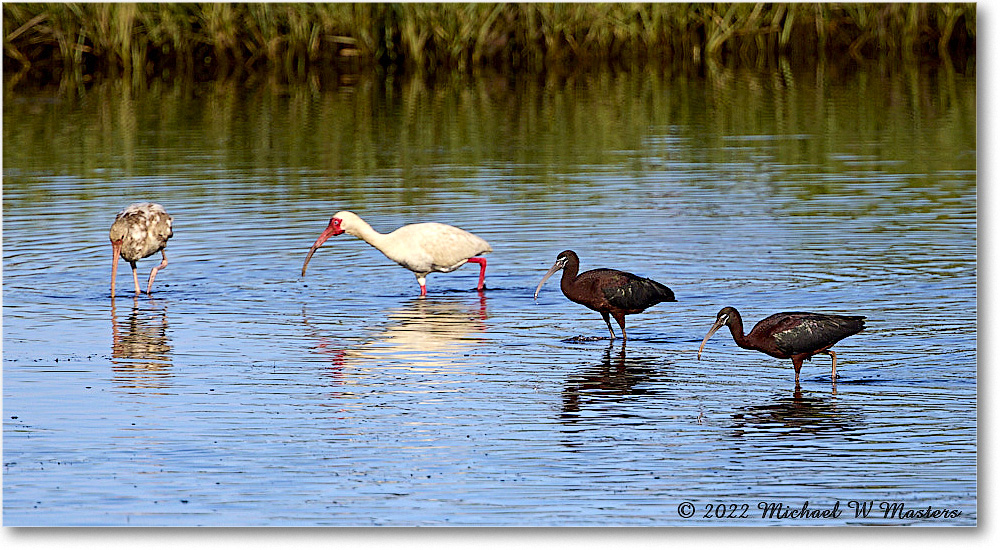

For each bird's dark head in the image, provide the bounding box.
[555,250,578,268]
[534,250,578,300]
[715,306,740,327]
[698,306,741,360]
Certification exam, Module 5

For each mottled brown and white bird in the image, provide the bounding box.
[698,307,866,386]
[109,202,173,296]
[301,211,492,296]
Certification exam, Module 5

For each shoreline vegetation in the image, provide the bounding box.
[3,3,976,87]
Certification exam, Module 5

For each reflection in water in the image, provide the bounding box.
[3,63,973,213]
[728,389,861,439]
[302,293,488,377]
[301,306,350,376]
[561,344,659,422]
[110,296,172,390]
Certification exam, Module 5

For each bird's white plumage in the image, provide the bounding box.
[334,211,491,278]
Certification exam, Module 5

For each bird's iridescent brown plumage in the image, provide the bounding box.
[698,306,865,386]
[534,250,675,341]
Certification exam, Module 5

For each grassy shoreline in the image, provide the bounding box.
[3,3,976,83]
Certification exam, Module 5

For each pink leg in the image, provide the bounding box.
[467,257,487,290]
[146,249,168,294]
[130,262,141,294]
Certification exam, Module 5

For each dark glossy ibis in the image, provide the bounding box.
[109,202,173,296]
[533,250,676,341]
[302,211,492,296]
[697,307,865,385]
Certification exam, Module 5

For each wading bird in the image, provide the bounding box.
[533,250,675,341]
[697,307,866,385]
[301,211,491,296]
[109,202,173,296]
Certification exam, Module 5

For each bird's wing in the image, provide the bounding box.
[598,271,675,311]
[151,212,173,241]
[404,223,491,272]
[768,314,865,356]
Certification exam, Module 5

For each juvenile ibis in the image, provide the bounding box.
[533,250,676,341]
[697,307,866,385]
[301,211,492,296]
[109,202,173,295]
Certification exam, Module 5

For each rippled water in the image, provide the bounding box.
[3,63,976,526]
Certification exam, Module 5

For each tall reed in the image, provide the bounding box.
[3,3,976,83]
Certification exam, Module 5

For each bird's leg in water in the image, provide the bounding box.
[467,257,487,290]
[613,312,628,342]
[130,261,141,294]
[792,357,803,387]
[146,250,168,294]
[823,349,838,381]
[601,312,617,341]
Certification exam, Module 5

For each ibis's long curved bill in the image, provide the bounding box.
[301,226,338,277]
[110,239,123,296]
[697,319,727,360]
[533,261,565,300]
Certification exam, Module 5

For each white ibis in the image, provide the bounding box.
[109,202,173,296]
[301,211,492,296]
[697,307,866,386]
[533,250,676,341]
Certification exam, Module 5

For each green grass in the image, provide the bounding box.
[3,3,976,83]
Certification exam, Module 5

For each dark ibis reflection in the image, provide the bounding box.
[560,344,663,422]
[728,388,861,439]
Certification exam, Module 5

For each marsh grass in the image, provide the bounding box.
[3,3,976,84]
